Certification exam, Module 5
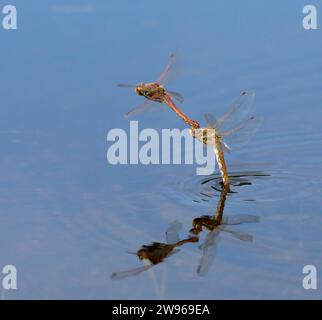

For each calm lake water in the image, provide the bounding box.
[1,0,321,299]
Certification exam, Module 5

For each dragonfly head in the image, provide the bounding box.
[134,83,145,96]
[137,247,149,260]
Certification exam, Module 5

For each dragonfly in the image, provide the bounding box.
[189,187,260,276]
[190,90,264,191]
[117,53,200,129]
[111,221,197,280]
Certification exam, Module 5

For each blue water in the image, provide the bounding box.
[0,0,321,299]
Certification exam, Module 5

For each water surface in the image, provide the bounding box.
[0,0,321,299]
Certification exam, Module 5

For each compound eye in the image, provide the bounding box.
[135,87,143,96]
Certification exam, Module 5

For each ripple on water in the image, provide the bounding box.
[163,129,322,206]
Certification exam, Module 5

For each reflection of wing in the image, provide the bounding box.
[217,90,255,133]
[167,91,184,103]
[221,116,264,151]
[197,229,221,276]
[156,53,177,84]
[219,226,253,242]
[124,100,152,118]
[166,221,182,244]
[111,264,154,280]
[222,214,260,225]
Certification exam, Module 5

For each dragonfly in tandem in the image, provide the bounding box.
[117,53,200,129]
[190,90,264,191]
[110,221,196,280]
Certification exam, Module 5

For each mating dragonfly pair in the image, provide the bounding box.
[118,53,263,190]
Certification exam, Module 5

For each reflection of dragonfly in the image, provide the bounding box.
[190,187,260,276]
[117,53,200,128]
[190,90,263,191]
[111,221,196,280]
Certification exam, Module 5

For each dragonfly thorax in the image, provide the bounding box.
[190,127,218,144]
[192,215,221,232]
[137,243,174,265]
[135,82,166,103]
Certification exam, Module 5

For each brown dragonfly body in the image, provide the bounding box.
[191,127,230,190]
[118,54,200,129]
[137,237,197,265]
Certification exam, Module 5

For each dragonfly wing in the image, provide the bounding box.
[204,113,220,129]
[197,229,221,276]
[167,91,184,103]
[124,100,152,118]
[156,53,177,85]
[222,214,260,225]
[221,140,232,153]
[219,226,253,242]
[221,116,264,151]
[217,90,255,132]
[111,264,154,280]
[166,221,182,244]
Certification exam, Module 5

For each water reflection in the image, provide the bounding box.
[111,221,197,280]
[190,187,259,276]
[112,185,260,280]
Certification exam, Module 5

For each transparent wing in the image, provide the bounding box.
[166,221,182,244]
[124,100,153,118]
[217,90,255,132]
[110,264,154,280]
[167,91,184,103]
[156,53,177,84]
[204,113,220,129]
[222,214,260,225]
[221,116,264,151]
[219,226,253,242]
[117,83,136,88]
[197,229,221,276]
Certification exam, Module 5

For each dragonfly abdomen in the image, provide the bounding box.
[214,137,230,190]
